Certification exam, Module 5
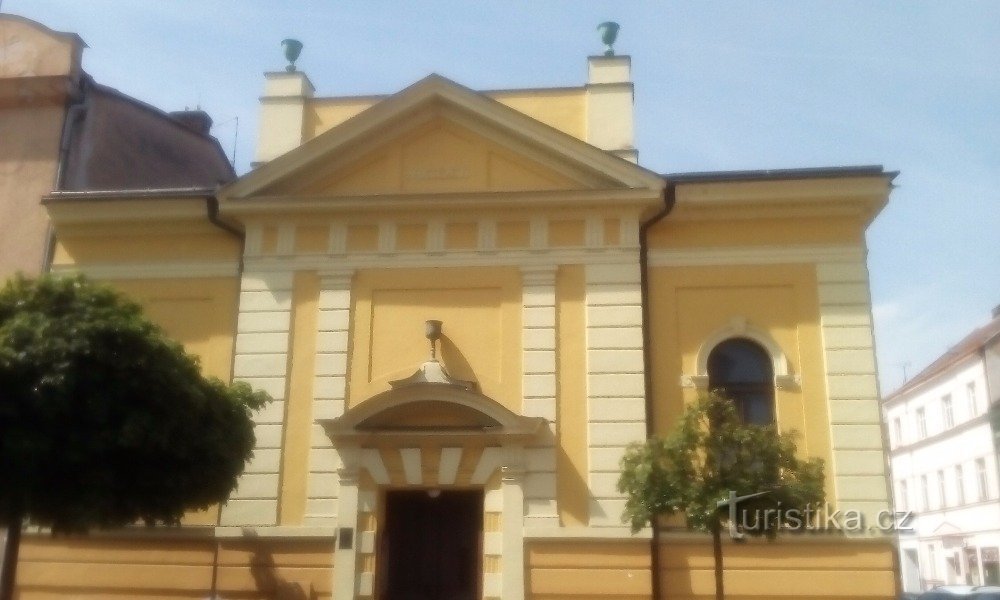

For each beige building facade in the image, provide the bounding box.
[10,25,899,600]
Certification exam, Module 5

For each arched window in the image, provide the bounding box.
[707,338,775,425]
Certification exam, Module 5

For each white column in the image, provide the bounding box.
[521,265,558,528]
[333,444,361,600]
[584,261,647,527]
[500,445,526,600]
[817,258,890,525]
[305,269,354,525]
[221,269,294,526]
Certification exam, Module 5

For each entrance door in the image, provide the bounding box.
[379,489,483,600]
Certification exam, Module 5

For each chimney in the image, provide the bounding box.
[254,70,314,167]
[586,54,636,163]
[992,304,1000,320]
[170,110,213,136]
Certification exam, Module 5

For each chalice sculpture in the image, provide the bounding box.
[282,39,303,72]
[597,22,620,56]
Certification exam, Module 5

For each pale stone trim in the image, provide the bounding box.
[585,263,646,527]
[377,221,396,255]
[361,448,390,485]
[223,269,295,528]
[399,447,422,485]
[524,526,653,540]
[437,447,462,485]
[242,246,642,271]
[213,525,337,539]
[426,219,445,253]
[681,316,799,391]
[472,447,503,485]
[501,446,526,600]
[276,222,296,255]
[529,217,547,250]
[478,218,497,252]
[307,269,354,521]
[816,256,889,519]
[585,215,603,249]
[329,222,347,255]
[356,572,374,596]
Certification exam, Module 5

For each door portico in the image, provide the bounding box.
[323,355,546,600]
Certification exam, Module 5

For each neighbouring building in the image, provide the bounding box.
[885,307,1000,593]
[11,18,899,600]
[0,14,235,279]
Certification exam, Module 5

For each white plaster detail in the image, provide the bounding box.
[244,224,264,257]
[276,223,296,255]
[478,218,497,252]
[329,222,347,255]
[378,221,396,255]
[361,448,390,485]
[529,217,547,251]
[438,447,462,485]
[427,219,445,253]
[585,215,603,249]
[400,447,422,485]
[472,447,503,485]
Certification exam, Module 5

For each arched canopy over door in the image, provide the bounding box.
[321,361,545,445]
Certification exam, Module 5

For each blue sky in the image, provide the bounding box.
[6,1,998,393]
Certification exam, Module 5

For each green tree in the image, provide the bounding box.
[0,275,269,600]
[618,391,825,600]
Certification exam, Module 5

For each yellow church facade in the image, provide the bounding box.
[19,54,897,599]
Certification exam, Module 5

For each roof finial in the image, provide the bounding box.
[281,39,303,72]
[597,22,620,56]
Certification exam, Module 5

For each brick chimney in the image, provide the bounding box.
[170,110,213,135]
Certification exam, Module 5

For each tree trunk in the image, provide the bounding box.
[0,516,22,600]
[711,521,725,600]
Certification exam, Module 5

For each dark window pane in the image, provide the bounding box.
[707,338,775,425]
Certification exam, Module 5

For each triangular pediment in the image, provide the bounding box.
[221,74,664,203]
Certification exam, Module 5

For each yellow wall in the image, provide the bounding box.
[107,277,241,525]
[52,224,240,265]
[647,264,836,499]
[15,536,335,600]
[659,538,897,599]
[349,267,523,411]
[528,540,652,600]
[304,87,587,144]
[647,215,865,249]
[266,115,579,197]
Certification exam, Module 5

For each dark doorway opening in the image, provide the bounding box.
[378,489,483,600]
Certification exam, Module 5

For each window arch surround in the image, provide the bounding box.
[680,317,799,392]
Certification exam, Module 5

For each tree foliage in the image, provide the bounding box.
[0,274,269,532]
[618,391,825,536]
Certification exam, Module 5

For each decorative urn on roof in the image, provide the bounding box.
[597,21,620,56]
[281,38,303,72]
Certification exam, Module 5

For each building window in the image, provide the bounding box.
[927,544,937,580]
[955,465,966,505]
[921,474,931,511]
[893,417,903,446]
[942,394,954,429]
[938,469,948,509]
[707,338,775,425]
[977,458,989,501]
[916,407,928,439]
[968,382,979,417]
[898,479,909,511]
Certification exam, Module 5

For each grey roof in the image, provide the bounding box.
[59,77,235,192]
